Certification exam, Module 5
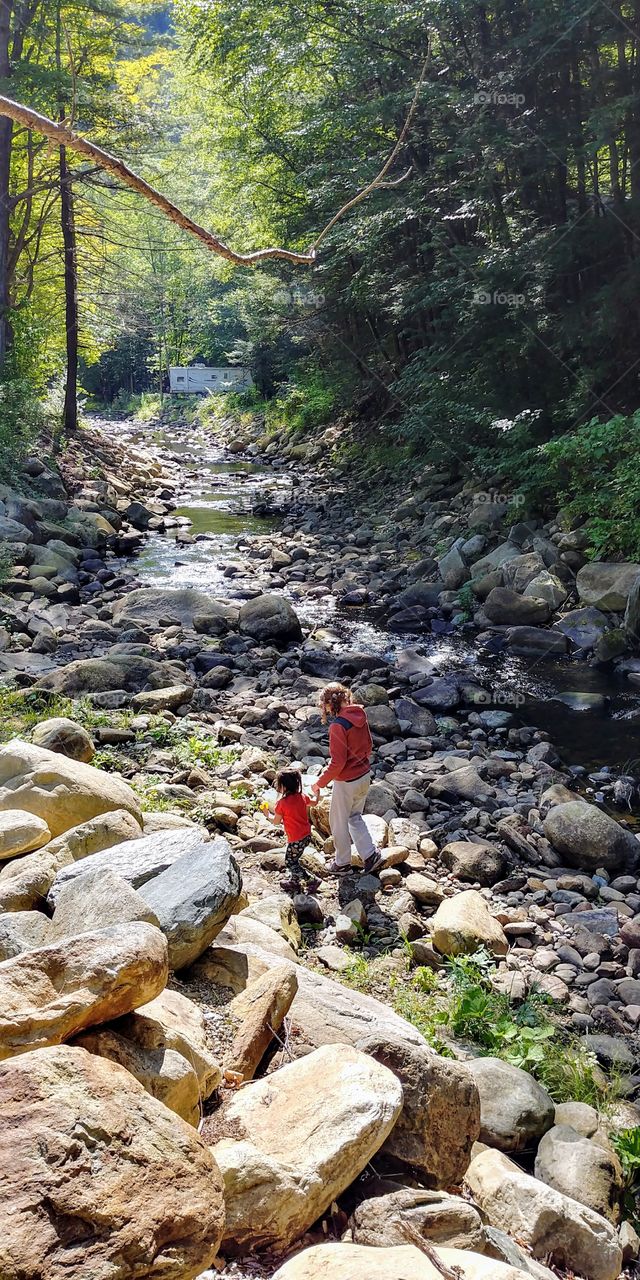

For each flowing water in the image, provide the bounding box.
[110,418,640,783]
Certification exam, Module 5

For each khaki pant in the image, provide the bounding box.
[329,772,376,867]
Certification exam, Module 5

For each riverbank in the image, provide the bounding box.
[0,412,639,1277]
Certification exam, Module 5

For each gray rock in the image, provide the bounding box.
[576,562,640,612]
[543,800,639,872]
[466,1057,554,1152]
[113,586,238,634]
[553,607,612,650]
[51,867,160,940]
[535,1125,624,1224]
[437,541,469,590]
[412,678,460,711]
[524,571,569,610]
[393,697,437,736]
[238,593,302,643]
[440,839,505,886]
[48,829,213,907]
[429,766,495,803]
[36,655,185,695]
[0,909,53,960]
[503,626,568,656]
[137,837,242,969]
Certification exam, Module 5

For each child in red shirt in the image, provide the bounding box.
[271,768,314,890]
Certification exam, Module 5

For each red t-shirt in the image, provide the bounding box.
[275,792,312,843]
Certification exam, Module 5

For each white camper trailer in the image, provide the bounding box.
[168,364,253,394]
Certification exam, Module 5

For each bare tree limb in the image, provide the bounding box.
[401,1223,464,1279]
[0,95,316,266]
[0,52,428,269]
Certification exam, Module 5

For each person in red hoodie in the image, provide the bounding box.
[311,682,382,877]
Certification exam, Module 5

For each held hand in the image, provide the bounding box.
[311,783,321,800]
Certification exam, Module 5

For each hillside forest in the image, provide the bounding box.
[3,1,640,551]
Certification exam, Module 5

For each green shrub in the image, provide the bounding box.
[610,1127,640,1228]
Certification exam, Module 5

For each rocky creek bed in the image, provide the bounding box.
[0,413,639,1279]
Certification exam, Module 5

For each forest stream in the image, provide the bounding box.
[107,416,640,800]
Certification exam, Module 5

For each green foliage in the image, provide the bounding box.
[0,371,45,482]
[265,369,337,436]
[610,1128,640,1228]
[0,688,74,743]
[173,731,240,771]
[506,412,640,560]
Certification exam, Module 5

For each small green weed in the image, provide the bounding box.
[610,1127,640,1228]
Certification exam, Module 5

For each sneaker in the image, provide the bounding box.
[362,850,383,876]
[324,859,353,878]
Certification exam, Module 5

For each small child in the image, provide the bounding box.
[269,768,314,889]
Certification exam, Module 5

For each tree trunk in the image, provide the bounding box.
[0,1,13,367]
[59,142,78,434]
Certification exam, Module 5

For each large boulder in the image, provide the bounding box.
[48,828,213,906]
[31,717,94,762]
[431,890,509,957]
[36,654,186,695]
[484,588,551,626]
[465,1057,554,1153]
[0,739,142,838]
[211,1043,403,1252]
[272,1242,534,1280]
[0,921,168,1059]
[543,800,639,872]
[576,561,640,612]
[534,1125,624,1224]
[350,1187,484,1251]
[113,586,238,633]
[355,1033,480,1186]
[0,808,50,859]
[137,836,242,968]
[238,593,302,643]
[465,1147,623,1280]
[428,766,495,804]
[51,866,160,939]
[0,1044,224,1278]
[393,697,437,737]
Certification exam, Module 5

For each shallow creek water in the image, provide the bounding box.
[108,418,640,787]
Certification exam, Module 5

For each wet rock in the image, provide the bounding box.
[0,739,141,839]
[466,1057,554,1153]
[212,1044,403,1253]
[554,607,612,650]
[503,626,568,656]
[0,1044,224,1277]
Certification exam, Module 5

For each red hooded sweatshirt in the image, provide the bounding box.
[317,705,373,788]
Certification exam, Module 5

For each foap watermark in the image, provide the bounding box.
[471,688,526,709]
[473,287,525,307]
[474,489,525,508]
[273,284,325,310]
[473,89,525,107]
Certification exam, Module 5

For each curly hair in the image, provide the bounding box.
[318,682,354,723]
